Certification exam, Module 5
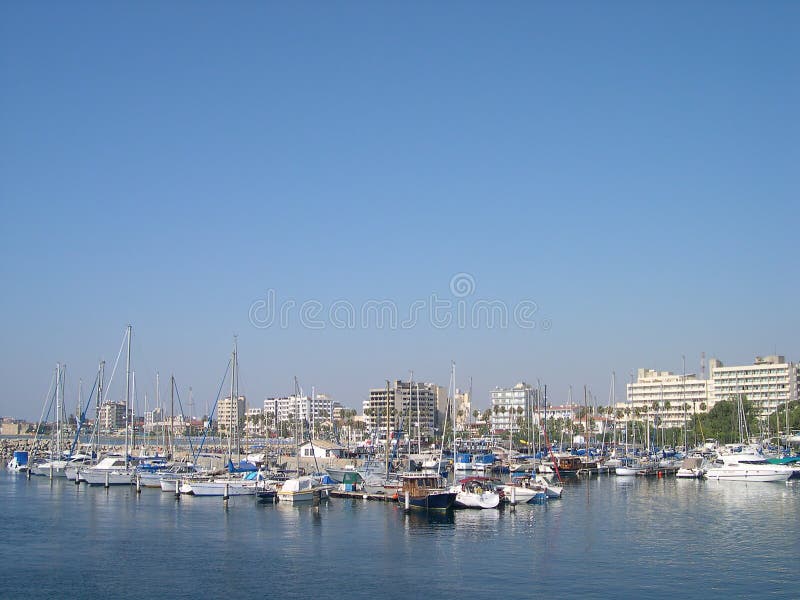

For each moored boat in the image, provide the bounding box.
[6,451,29,473]
[705,450,792,482]
[450,476,502,509]
[397,473,457,511]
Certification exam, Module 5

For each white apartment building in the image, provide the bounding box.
[245,407,265,437]
[623,369,712,429]
[490,382,538,433]
[709,355,798,420]
[363,380,447,439]
[266,393,339,431]
[535,404,579,425]
[217,395,245,434]
[144,407,164,433]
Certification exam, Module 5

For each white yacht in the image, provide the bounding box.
[705,450,792,482]
[81,456,136,486]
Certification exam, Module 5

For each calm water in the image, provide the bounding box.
[1,471,797,599]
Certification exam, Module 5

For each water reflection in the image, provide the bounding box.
[403,508,456,532]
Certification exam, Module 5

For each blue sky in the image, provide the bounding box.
[1,2,798,420]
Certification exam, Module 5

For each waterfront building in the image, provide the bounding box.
[363,380,447,440]
[143,407,164,434]
[490,382,538,433]
[454,388,472,431]
[245,407,265,437]
[217,395,245,435]
[623,369,711,429]
[535,403,579,425]
[709,355,798,421]
[98,401,131,433]
[265,392,340,435]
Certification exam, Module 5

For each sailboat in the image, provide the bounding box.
[180,338,265,497]
[31,363,70,477]
[83,325,137,486]
[277,378,332,503]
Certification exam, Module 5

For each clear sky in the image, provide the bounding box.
[1,1,798,420]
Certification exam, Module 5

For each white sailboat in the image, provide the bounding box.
[83,325,136,486]
[31,363,69,477]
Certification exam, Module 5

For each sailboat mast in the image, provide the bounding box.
[124,324,131,468]
[415,379,421,455]
[452,362,457,460]
[55,363,61,459]
[156,371,163,451]
[228,341,236,462]
[385,380,390,478]
[682,355,687,452]
[131,371,137,451]
[170,374,175,459]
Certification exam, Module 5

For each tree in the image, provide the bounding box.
[697,399,758,444]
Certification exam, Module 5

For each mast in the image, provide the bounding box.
[170,374,175,459]
[385,380,390,478]
[156,371,163,451]
[682,355,687,452]
[124,324,131,468]
[228,339,236,463]
[131,371,136,451]
[96,360,104,456]
[451,361,457,461]
[55,363,62,459]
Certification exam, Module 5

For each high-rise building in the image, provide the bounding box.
[624,369,712,429]
[266,393,340,432]
[217,395,245,435]
[98,401,130,433]
[709,356,798,420]
[621,355,798,429]
[363,380,447,439]
[454,388,472,431]
[490,383,537,433]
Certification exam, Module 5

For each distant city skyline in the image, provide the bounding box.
[2,3,797,421]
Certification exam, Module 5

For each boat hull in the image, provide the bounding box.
[705,469,791,482]
[402,491,457,511]
[183,481,258,496]
[82,470,134,485]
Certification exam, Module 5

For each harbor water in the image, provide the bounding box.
[1,470,797,599]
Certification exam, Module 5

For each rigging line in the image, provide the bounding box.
[30,369,58,461]
[103,327,129,405]
[69,371,100,456]
[192,358,231,462]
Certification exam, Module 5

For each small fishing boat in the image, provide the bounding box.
[277,475,330,503]
[397,473,457,511]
